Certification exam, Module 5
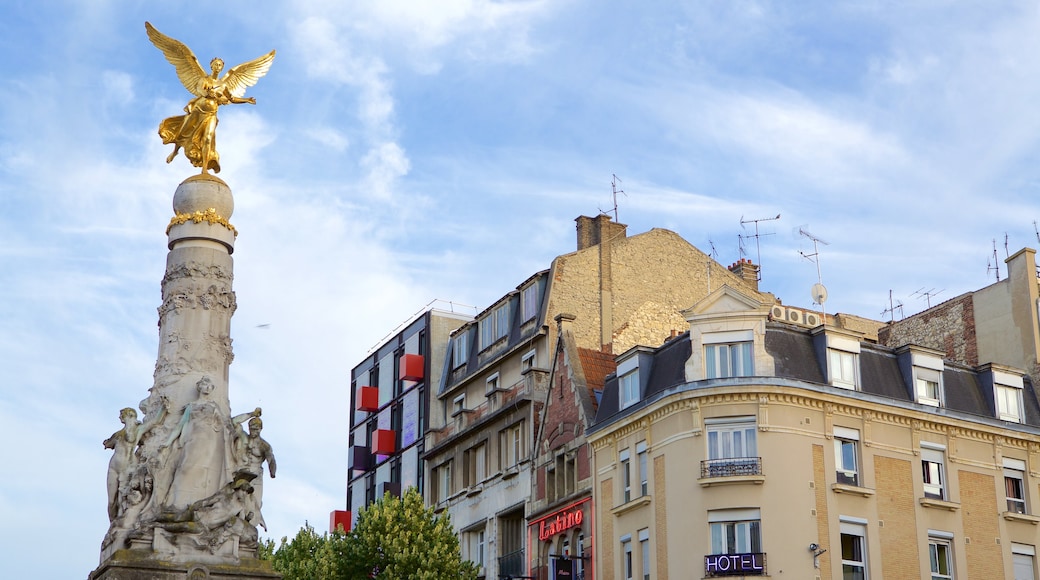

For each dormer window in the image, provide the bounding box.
[915,368,943,407]
[620,369,639,409]
[452,330,470,369]
[479,302,511,350]
[828,349,859,389]
[997,381,1024,423]
[704,330,754,379]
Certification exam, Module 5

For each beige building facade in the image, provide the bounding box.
[423,216,768,579]
[590,286,1040,580]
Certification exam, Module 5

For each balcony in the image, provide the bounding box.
[356,386,379,412]
[498,548,525,578]
[429,376,535,447]
[699,458,765,487]
[400,354,424,382]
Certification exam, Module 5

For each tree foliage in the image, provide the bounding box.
[266,488,478,580]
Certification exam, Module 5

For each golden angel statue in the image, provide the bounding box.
[146,22,275,174]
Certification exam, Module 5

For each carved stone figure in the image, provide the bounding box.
[163,377,232,509]
[145,22,275,174]
[232,413,276,530]
[104,400,167,522]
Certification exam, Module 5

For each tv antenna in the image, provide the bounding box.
[707,239,719,293]
[881,289,904,322]
[987,239,1001,282]
[799,227,829,318]
[1033,220,1040,245]
[911,287,944,309]
[740,213,780,281]
[1004,233,1010,259]
[603,174,625,223]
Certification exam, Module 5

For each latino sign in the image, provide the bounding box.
[704,552,766,576]
[537,507,584,541]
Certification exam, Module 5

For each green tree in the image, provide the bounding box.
[342,488,478,580]
[265,488,478,580]
[264,522,350,580]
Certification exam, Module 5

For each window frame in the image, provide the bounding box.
[706,416,758,461]
[707,511,765,557]
[997,383,1024,423]
[922,445,947,500]
[916,367,944,407]
[637,440,649,496]
[834,427,861,487]
[828,348,859,389]
[1005,458,1028,515]
[620,369,640,409]
[620,448,632,503]
[478,302,511,350]
[705,341,754,379]
[520,281,541,323]
[639,528,650,580]
[928,535,954,580]
[840,521,868,580]
[621,534,633,580]
[452,331,469,369]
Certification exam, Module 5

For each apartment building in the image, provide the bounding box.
[423,215,767,579]
[589,285,1040,579]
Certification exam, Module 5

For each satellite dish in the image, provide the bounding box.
[811,283,828,305]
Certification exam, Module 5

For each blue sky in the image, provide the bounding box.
[5,1,1040,577]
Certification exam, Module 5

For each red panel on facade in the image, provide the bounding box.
[356,386,379,412]
[373,429,396,455]
[330,510,351,533]
[400,354,425,382]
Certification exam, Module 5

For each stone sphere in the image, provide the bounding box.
[173,174,234,218]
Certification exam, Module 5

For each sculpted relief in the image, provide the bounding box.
[102,376,276,560]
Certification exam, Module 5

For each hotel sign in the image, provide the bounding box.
[704,552,766,576]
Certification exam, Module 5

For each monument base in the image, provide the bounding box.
[89,548,280,580]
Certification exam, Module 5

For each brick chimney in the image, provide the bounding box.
[728,258,760,291]
[576,214,627,251]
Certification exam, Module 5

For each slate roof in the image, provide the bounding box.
[592,322,1040,434]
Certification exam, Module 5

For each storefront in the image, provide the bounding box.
[527,497,593,580]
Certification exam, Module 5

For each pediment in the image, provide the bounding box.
[684,285,769,318]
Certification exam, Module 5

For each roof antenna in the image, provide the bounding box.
[608,174,625,222]
[799,227,829,319]
[707,239,719,293]
[740,213,780,281]
[1033,220,1040,245]
[987,239,1001,282]
[911,288,944,309]
[881,289,904,322]
[1005,233,1010,259]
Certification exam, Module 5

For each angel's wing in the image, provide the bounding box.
[145,22,208,97]
[221,50,276,99]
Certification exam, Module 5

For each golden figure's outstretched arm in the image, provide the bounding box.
[145,22,207,96]
[221,50,277,99]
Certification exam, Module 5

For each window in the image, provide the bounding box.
[499,421,525,470]
[708,509,762,555]
[916,368,943,407]
[705,417,759,477]
[922,446,946,500]
[637,441,648,496]
[521,349,536,372]
[1012,543,1036,580]
[622,535,633,580]
[479,303,511,350]
[1006,459,1028,514]
[521,281,541,323]
[828,349,859,389]
[997,383,1024,423]
[620,449,632,503]
[840,521,867,580]
[929,535,954,580]
[485,372,500,395]
[639,528,650,580]
[433,461,452,503]
[464,442,486,487]
[705,342,753,379]
[834,427,860,486]
[452,332,469,369]
[575,532,586,580]
[620,370,640,409]
[452,394,466,416]
[464,527,486,568]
